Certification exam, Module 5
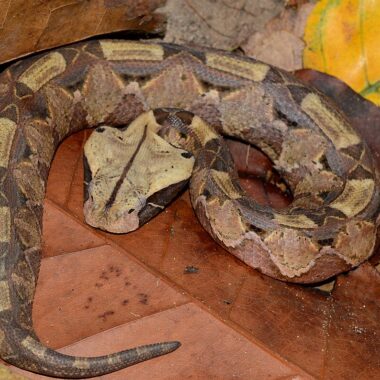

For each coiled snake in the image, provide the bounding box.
[0,39,379,378]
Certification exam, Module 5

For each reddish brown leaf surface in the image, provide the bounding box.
[324,264,380,379]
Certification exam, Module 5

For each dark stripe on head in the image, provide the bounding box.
[104,124,148,209]
[83,155,92,203]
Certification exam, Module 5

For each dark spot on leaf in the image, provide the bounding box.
[184,265,199,274]
[98,310,115,321]
[99,271,109,281]
[138,293,148,305]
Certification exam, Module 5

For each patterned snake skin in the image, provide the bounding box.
[0,39,379,378]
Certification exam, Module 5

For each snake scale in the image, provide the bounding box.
[0,39,379,378]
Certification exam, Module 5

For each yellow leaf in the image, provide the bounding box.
[304,0,380,105]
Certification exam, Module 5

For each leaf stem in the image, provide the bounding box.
[360,80,380,97]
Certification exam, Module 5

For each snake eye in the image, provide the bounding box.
[181,152,192,159]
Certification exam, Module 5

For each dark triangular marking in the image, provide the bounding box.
[83,41,104,59]
[0,104,18,122]
[60,47,80,65]
[15,82,33,98]
[348,164,373,180]
[264,67,285,84]
[341,143,364,161]
[137,179,189,226]
[286,84,311,105]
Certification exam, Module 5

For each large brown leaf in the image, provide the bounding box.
[0,0,166,63]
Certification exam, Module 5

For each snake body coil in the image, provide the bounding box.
[0,39,379,378]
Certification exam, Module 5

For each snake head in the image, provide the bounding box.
[83,111,194,233]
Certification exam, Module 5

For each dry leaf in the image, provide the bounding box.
[162,0,283,50]
[0,0,166,64]
[242,3,314,71]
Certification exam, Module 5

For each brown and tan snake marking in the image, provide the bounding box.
[0,39,379,378]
